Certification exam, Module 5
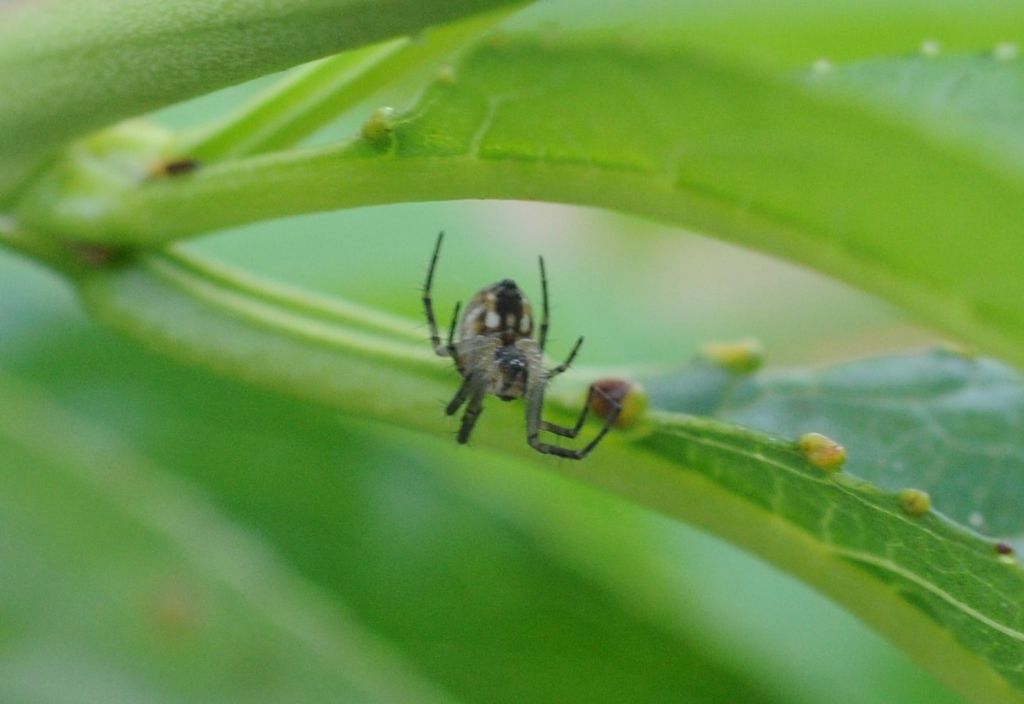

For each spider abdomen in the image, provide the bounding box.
[456,336,542,401]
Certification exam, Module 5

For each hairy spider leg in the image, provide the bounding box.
[526,384,621,459]
[422,231,450,357]
[447,301,462,369]
[457,387,487,444]
[538,255,550,353]
[540,383,605,438]
[445,373,475,416]
[546,336,583,379]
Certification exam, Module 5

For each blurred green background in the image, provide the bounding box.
[0,196,958,704]
[2,0,988,702]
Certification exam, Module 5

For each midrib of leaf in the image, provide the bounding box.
[834,548,1020,642]
[53,248,1024,704]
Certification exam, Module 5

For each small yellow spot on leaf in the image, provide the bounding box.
[437,65,456,83]
[794,429,843,472]
[700,338,764,374]
[899,488,932,517]
[797,432,846,472]
[361,106,397,148]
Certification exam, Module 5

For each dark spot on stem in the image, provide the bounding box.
[74,243,130,268]
[149,158,201,179]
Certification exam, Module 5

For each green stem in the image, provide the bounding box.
[158,247,421,340]
[0,215,80,274]
[71,249,1024,704]
[23,136,1024,372]
[0,0,527,198]
[180,40,409,160]
[179,5,519,161]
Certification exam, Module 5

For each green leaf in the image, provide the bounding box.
[0,0,525,197]
[178,6,520,161]
[58,248,1024,703]
[0,370,459,704]
[646,349,1024,539]
[0,301,787,704]
[816,52,1024,166]
[632,413,1024,703]
[8,9,1024,701]
[31,36,1024,371]
[532,1,1024,67]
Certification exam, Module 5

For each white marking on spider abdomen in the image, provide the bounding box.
[485,310,501,329]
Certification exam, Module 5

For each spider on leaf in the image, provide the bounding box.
[422,232,620,459]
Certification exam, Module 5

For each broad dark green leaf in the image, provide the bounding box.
[646,349,1024,539]
[630,412,1024,701]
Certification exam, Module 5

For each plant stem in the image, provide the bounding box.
[179,40,409,160]
[178,5,518,161]
[0,215,79,274]
[0,0,528,198]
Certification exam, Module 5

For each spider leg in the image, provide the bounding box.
[538,255,550,353]
[457,387,487,444]
[445,374,475,416]
[447,300,462,368]
[546,335,583,380]
[526,384,621,459]
[422,231,450,357]
[540,382,596,438]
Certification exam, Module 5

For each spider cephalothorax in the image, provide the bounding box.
[462,278,534,343]
[422,231,619,459]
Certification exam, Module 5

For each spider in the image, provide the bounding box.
[422,231,620,459]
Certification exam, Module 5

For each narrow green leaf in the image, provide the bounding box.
[179,6,518,160]
[0,0,525,197]
[178,39,412,161]
[62,249,1024,703]
[32,36,1024,370]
